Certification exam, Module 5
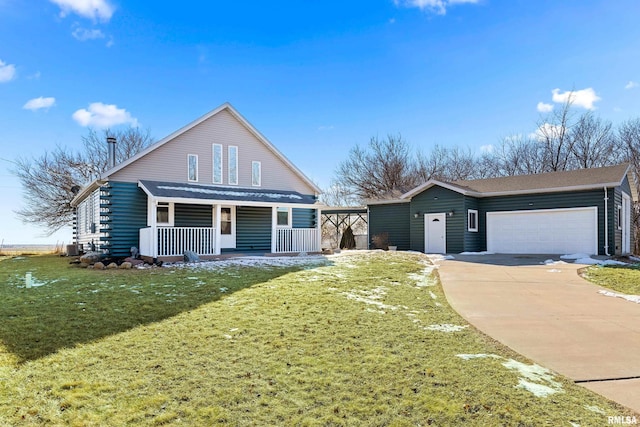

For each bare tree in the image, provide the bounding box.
[569,113,620,169]
[536,95,577,172]
[335,134,419,201]
[320,180,361,207]
[13,127,153,234]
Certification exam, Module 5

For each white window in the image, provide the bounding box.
[617,205,623,230]
[468,209,478,232]
[277,207,291,227]
[252,161,261,186]
[157,202,174,225]
[228,146,238,185]
[188,154,198,182]
[212,144,223,184]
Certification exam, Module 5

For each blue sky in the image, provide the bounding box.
[1,0,639,244]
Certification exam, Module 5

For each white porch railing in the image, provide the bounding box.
[140,226,217,257]
[274,228,319,253]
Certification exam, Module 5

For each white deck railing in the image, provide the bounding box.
[140,226,217,257]
[274,228,319,253]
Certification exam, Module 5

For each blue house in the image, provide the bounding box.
[368,164,637,255]
[71,103,323,260]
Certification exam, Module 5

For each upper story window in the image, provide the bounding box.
[277,207,291,227]
[252,161,261,186]
[188,154,198,182]
[228,146,238,185]
[213,144,223,184]
[468,209,478,232]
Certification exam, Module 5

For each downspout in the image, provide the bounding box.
[604,187,610,256]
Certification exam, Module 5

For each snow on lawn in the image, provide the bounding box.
[425,324,468,332]
[171,255,331,270]
[342,287,398,313]
[560,254,628,266]
[457,354,563,398]
[459,251,495,255]
[598,290,640,304]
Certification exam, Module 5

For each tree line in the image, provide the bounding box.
[327,99,640,204]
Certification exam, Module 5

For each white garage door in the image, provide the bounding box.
[487,207,598,254]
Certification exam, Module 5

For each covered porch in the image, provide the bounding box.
[137,180,322,259]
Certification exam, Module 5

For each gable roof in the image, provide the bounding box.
[400,164,637,201]
[100,102,321,194]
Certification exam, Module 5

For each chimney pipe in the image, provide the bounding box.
[107,137,116,169]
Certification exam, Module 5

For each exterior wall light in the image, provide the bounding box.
[448,210,455,217]
[414,212,420,218]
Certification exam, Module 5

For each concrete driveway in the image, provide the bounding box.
[434,254,640,414]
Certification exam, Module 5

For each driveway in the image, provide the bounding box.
[434,254,640,414]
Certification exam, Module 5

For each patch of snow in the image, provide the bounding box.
[601,259,628,266]
[426,324,468,332]
[584,405,606,415]
[223,334,233,339]
[547,269,562,273]
[157,185,303,200]
[629,255,640,262]
[574,257,627,266]
[219,287,229,293]
[426,254,455,262]
[342,286,398,311]
[560,253,591,260]
[502,359,563,397]
[543,259,567,265]
[569,423,580,427]
[172,255,330,271]
[428,291,438,300]
[459,251,495,255]
[599,290,640,304]
[456,353,502,360]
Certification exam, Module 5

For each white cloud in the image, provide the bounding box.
[536,102,553,113]
[625,81,638,90]
[49,0,114,22]
[480,144,493,153]
[72,102,138,128]
[72,27,105,41]
[551,88,601,110]
[0,59,16,82]
[393,0,479,15]
[23,97,56,111]
[531,123,565,141]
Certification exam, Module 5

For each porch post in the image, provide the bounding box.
[315,207,322,252]
[271,206,278,253]
[214,204,222,255]
[147,196,158,258]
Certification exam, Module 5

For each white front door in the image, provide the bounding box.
[425,213,446,254]
[215,206,236,249]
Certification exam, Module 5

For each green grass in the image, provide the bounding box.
[0,252,633,426]
[582,263,640,295]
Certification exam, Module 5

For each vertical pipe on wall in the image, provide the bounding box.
[604,187,610,256]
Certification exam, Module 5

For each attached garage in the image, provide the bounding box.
[486,207,598,255]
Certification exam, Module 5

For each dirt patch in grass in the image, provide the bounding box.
[0,252,633,425]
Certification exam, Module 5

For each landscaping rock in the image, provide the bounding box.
[124,257,144,266]
[119,262,132,269]
[80,251,102,265]
[184,250,200,263]
[106,262,118,269]
[93,261,105,270]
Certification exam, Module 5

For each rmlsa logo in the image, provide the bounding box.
[608,416,638,425]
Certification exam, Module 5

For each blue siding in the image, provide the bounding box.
[236,206,271,251]
[368,203,411,250]
[409,186,465,253]
[174,204,212,227]
[292,208,316,228]
[100,181,147,257]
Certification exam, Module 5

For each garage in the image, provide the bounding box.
[486,207,598,254]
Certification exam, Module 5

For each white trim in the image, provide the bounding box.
[617,204,623,230]
[622,193,632,254]
[467,209,478,232]
[212,143,223,184]
[424,213,446,254]
[252,161,261,187]
[228,145,238,185]
[486,207,598,255]
[187,154,198,182]
[99,102,322,194]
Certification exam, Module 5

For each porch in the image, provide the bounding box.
[139,225,321,258]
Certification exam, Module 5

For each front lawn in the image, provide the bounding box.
[582,263,640,295]
[0,252,632,425]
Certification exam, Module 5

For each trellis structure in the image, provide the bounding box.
[321,207,368,249]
